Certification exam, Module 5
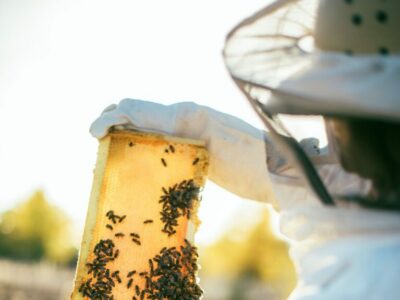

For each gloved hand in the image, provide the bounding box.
[90,99,275,203]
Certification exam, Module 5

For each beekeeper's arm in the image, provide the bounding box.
[90,99,275,203]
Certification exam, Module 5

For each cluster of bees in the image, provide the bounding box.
[159,180,200,236]
[79,179,202,299]
[78,239,118,299]
[121,240,201,300]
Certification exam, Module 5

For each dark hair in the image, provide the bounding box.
[327,117,400,207]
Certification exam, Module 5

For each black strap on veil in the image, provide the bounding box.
[242,89,335,206]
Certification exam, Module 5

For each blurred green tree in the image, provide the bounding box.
[0,190,77,265]
[200,208,296,299]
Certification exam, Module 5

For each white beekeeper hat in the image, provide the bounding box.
[223,0,400,122]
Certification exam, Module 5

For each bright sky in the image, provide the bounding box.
[0,0,285,245]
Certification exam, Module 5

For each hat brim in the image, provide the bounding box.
[224,0,400,122]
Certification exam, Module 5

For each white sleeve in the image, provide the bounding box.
[90,99,276,203]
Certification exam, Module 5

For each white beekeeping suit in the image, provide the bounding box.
[91,0,400,299]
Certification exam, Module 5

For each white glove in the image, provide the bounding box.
[90,99,275,203]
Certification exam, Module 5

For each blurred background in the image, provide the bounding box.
[0,0,297,299]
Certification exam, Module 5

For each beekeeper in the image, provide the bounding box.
[90,0,400,299]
